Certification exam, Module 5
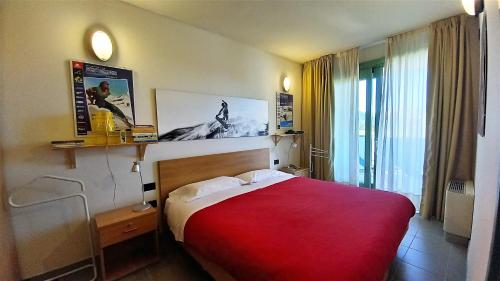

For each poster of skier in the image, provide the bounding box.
[70,60,135,136]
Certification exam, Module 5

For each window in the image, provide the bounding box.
[358,58,384,188]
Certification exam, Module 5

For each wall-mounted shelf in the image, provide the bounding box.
[51,142,158,169]
[270,133,303,146]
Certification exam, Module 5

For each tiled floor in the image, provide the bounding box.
[67,215,467,281]
[389,215,468,281]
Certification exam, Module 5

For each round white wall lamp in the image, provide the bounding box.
[462,0,484,15]
[283,76,291,92]
[91,30,113,61]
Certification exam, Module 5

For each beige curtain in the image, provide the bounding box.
[301,54,334,180]
[332,48,359,185]
[421,15,479,220]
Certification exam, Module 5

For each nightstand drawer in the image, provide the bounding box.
[99,213,157,247]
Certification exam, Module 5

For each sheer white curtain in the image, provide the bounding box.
[333,48,359,185]
[376,29,429,209]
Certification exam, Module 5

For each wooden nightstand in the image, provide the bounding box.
[280,166,309,177]
[95,205,159,281]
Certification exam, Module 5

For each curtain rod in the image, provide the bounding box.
[359,40,385,50]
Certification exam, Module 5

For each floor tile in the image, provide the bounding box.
[448,244,468,263]
[401,232,415,247]
[397,246,409,259]
[402,248,447,277]
[410,237,449,257]
[388,259,403,281]
[415,221,445,240]
[396,261,442,281]
[147,247,212,281]
[446,244,467,281]
[445,265,466,281]
[119,269,151,281]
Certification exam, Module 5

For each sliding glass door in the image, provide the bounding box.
[358,59,383,188]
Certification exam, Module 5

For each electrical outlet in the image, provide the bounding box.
[274,159,280,165]
[148,200,157,208]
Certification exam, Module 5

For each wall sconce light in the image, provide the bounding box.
[283,76,291,92]
[462,0,484,15]
[91,30,113,61]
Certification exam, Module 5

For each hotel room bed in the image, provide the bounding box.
[159,149,415,281]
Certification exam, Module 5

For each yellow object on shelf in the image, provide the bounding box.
[84,134,126,146]
[84,135,107,146]
[91,111,115,133]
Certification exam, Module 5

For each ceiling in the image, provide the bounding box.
[123,0,464,63]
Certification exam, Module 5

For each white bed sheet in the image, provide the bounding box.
[164,174,295,242]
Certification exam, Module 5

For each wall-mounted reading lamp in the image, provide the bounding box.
[462,0,484,15]
[90,30,113,61]
[283,76,291,92]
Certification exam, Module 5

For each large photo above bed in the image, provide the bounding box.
[156,90,269,141]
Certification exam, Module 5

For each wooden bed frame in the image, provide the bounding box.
[158,148,270,281]
[157,148,390,281]
[158,148,270,206]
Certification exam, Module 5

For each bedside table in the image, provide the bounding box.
[95,205,159,281]
[280,166,309,177]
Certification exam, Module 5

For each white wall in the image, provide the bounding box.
[0,0,19,279]
[0,0,302,278]
[359,42,385,63]
[467,1,500,280]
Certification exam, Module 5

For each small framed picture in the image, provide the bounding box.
[276,92,293,129]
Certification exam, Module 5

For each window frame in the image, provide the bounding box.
[359,58,384,188]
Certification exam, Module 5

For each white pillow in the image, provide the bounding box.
[235,169,289,184]
[169,176,245,202]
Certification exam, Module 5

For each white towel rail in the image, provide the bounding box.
[8,175,97,281]
[309,144,330,178]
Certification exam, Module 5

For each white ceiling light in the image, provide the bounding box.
[283,76,291,92]
[462,0,484,15]
[91,31,113,61]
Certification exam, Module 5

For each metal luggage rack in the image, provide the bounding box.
[309,144,330,178]
[8,175,97,281]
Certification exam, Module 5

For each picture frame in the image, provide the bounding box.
[69,60,135,136]
[156,89,269,141]
[276,92,293,130]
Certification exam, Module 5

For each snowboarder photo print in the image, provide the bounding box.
[156,90,269,141]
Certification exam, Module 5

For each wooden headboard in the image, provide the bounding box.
[158,148,270,208]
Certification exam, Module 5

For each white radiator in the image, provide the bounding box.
[443,180,474,240]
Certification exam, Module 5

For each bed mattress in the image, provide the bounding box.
[166,176,415,281]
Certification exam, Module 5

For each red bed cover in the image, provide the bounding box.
[184,177,415,281]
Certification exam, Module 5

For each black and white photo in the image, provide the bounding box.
[156,90,269,141]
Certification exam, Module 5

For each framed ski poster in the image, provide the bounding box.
[70,60,135,136]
